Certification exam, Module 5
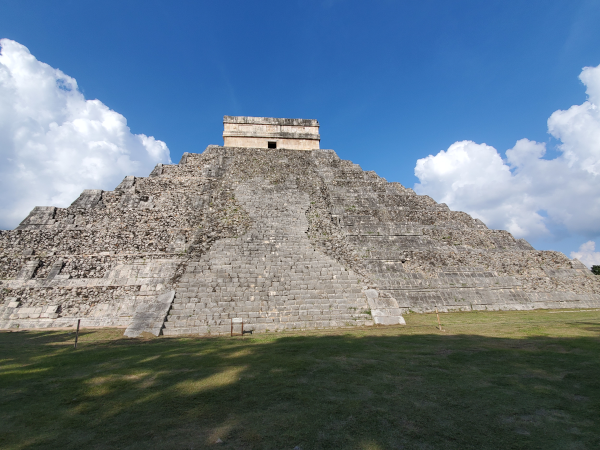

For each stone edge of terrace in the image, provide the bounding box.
[223,115,319,127]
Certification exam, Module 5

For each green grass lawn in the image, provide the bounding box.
[1,309,600,450]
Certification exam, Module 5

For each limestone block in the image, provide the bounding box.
[115,175,136,191]
[17,260,40,280]
[124,290,176,337]
[16,206,56,230]
[373,315,406,325]
[70,189,103,209]
[46,259,65,280]
[364,288,405,325]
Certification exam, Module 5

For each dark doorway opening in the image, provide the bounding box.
[268,141,277,149]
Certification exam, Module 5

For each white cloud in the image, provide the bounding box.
[414,63,600,245]
[548,64,600,176]
[570,241,600,269]
[0,39,171,229]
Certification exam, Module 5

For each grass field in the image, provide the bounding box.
[1,309,600,450]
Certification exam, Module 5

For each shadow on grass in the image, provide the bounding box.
[1,327,599,450]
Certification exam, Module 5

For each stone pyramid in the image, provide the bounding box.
[1,116,599,336]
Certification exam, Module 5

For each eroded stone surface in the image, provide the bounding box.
[163,178,371,335]
[1,146,599,335]
[124,290,176,337]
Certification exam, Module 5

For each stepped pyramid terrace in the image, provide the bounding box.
[1,116,599,337]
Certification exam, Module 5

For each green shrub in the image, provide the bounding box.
[592,265,600,275]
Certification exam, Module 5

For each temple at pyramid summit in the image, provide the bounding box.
[223,116,320,150]
[1,116,599,336]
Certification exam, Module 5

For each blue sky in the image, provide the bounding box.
[1,0,600,261]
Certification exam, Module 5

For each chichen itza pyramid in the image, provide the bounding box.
[2,116,599,336]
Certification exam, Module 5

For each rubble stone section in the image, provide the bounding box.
[309,149,600,312]
[1,145,600,335]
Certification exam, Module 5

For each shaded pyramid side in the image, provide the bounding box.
[307,150,600,312]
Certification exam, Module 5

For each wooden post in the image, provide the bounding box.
[435,307,442,331]
[74,319,81,349]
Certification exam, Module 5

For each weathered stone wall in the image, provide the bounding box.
[222,136,320,151]
[2,145,599,335]
[223,116,320,150]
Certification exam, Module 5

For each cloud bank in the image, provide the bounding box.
[570,241,600,269]
[0,39,171,229]
[414,63,600,266]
